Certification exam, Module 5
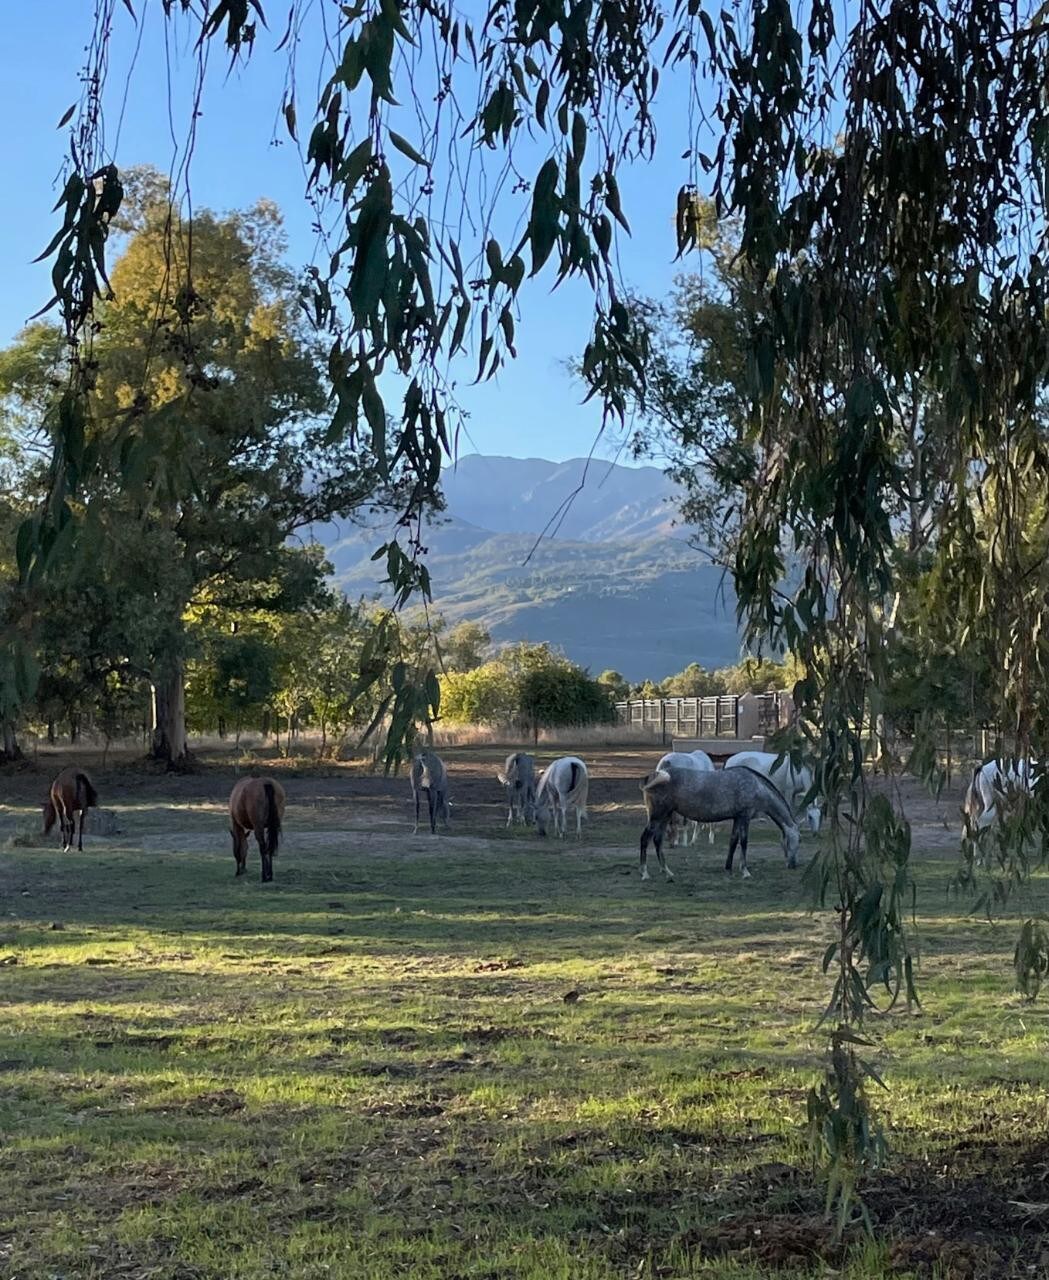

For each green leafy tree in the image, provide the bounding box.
[595,669,630,702]
[440,661,518,725]
[518,665,612,741]
[209,635,277,742]
[442,621,491,673]
[1,178,385,767]
[662,662,725,698]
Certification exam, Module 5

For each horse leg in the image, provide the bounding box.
[77,807,85,852]
[231,829,248,880]
[255,826,273,883]
[413,789,421,835]
[640,823,653,881]
[726,820,739,874]
[738,818,751,879]
[427,789,437,835]
[655,819,674,881]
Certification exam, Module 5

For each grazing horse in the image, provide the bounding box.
[43,767,98,852]
[656,750,716,847]
[962,758,1037,834]
[725,750,822,833]
[412,750,450,835]
[229,776,285,883]
[535,756,589,838]
[640,763,800,881]
[497,751,537,827]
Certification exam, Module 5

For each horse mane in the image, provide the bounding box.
[734,764,797,827]
[734,763,789,802]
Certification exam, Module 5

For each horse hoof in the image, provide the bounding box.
[742,868,752,880]
[640,870,650,882]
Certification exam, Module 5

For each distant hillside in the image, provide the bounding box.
[439,454,683,542]
[313,455,742,681]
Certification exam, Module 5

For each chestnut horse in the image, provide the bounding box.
[43,767,99,853]
[229,776,285,883]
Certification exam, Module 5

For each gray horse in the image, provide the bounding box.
[639,764,800,881]
[411,750,450,835]
[497,751,537,827]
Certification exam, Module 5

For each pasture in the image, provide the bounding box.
[0,746,1048,1279]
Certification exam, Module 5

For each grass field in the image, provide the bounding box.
[1,747,1048,1279]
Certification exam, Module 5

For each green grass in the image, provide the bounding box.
[0,789,1048,1279]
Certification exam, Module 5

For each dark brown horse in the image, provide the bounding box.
[43,768,99,853]
[229,776,285,883]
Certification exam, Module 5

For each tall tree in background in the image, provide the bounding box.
[1,174,386,766]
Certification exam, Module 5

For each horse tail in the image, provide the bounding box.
[263,781,281,858]
[77,772,98,809]
[42,797,57,835]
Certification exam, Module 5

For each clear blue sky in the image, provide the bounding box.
[1,4,707,465]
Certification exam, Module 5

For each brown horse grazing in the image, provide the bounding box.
[229,777,285,883]
[43,768,99,853]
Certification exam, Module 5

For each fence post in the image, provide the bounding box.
[660,701,666,745]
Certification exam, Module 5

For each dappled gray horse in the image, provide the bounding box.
[639,764,800,881]
[497,751,537,827]
[411,750,450,835]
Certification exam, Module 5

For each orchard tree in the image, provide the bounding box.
[442,621,491,673]
[662,662,724,698]
[595,669,630,702]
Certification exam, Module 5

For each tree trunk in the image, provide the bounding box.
[150,659,191,769]
[69,714,79,744]
[1,717,20,762]
[47,719,56,746]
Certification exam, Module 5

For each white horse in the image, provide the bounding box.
[656,750,716,846]
[535,756,589,838]
[725,750,822,833]
[962,758,1037,833]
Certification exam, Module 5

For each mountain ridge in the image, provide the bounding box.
[315,454,741,681]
